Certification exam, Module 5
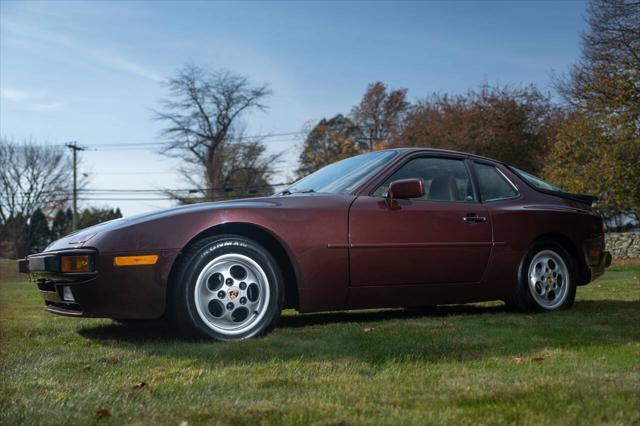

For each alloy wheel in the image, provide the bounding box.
[527,249,570,309]
[193,253,270,336]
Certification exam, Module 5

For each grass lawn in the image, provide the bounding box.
[1,260,638,425]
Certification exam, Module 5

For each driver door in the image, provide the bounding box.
[348,155,492,286]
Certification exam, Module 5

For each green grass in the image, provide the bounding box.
[1,260,639,426]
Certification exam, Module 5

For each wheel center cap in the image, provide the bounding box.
[228,289,240,300]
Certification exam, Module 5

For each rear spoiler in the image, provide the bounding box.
[504,165,598,206]
[555,192,598,206]
[534,188,598,206]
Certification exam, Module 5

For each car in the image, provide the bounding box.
[18,148,612,341]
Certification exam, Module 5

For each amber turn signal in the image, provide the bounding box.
[60,255,92,273]
[113,255,159,266]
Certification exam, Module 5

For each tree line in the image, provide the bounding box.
[0,0,637,258]
[297,0,639,223]
[0,207,122,258]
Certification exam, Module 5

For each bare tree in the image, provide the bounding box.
[557,0,639,116]
[351,81,410,151]
[167,138,281,203]
[0,138,74,223]
[155,65,278,201]
[0,138,78,257]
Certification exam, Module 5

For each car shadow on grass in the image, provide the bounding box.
[76,300,640,365]
[278,304,507,328]
[78,304,504,341]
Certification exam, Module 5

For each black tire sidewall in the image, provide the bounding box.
[174,235,283,340]
[518,239,577,311]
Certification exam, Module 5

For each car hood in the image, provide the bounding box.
[44,195,334,251]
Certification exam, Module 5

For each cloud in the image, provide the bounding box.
[1,87,63,112]
[0,88,42,102]
[24,102,65,112]
[1,18,163,83]
[89,51,164,83]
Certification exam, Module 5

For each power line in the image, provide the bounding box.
[89,167,291,174]
[6,134,302,211]
[84,138,301,152]
[90,171,177,175]
[87,131,305,148]
[11,182,294,197]
[76,197,190,201]
[87,182,291,193]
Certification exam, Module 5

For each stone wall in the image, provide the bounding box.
[605,232,640,259]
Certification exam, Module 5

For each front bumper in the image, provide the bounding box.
[18,249,98,316]
[18,248,179,319]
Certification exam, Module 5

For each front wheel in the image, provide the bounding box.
[507,239,576,312]
[169,235,284,341]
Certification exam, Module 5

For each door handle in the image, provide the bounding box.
[463,215,487,223]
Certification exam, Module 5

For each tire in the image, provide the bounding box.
[507,238,576,312]
[168,235,284,341]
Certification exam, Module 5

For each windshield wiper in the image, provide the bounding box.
[280,188,315,196]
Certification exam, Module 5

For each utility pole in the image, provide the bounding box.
[65,141,85,231]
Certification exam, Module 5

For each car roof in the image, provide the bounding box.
[382,147,504,165]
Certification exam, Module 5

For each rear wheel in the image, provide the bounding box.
[507,239,576,312]
[169,235,284,341]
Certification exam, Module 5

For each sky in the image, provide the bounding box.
[0,0,588,216]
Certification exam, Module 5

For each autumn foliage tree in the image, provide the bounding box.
[297,115,365,177]
[545,0,640,221]
[351,81,410,151]
[390,84,565,174]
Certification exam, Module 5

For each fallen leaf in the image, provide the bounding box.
[514,357,524,364]
[98,356,119,365]
[532,356,545,363]
[133,381,146,389]
[96,408,109,418]
[83,364,91,370]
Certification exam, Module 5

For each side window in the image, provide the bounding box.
[475,163,518,202]
[373,157,477,202]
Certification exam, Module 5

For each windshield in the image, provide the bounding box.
[284,150,398,195]
[512,167,564,192]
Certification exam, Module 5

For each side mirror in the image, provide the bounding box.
[387,178,425,208]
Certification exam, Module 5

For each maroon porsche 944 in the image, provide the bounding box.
[19,148,611,341]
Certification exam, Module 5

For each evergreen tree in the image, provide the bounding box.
[51,209,69,240]
[28,209,50,254]
[77,207,123,229]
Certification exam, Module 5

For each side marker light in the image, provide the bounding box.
[113,255,159,266]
